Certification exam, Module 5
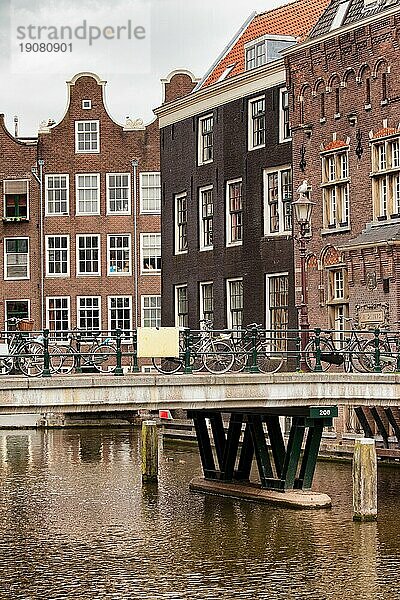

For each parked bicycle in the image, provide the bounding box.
[0,318,46,377]
[304,317,373,372]
[152,321,234,375]
[228,323,285,373]
[359,326,400,373]
[52,330,117,374]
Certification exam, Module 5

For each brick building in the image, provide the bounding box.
[0,71,186,336]
[285,0,400,333]
[155,0,329,334]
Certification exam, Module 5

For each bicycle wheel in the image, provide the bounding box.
[152,356,183,374]
[359,339,394,373]
[92,344,117,373]
[18,341,44,377]
[52,346,75,375]
[256,344,284,374]
[203,341,234,374]
[304,338,334,372]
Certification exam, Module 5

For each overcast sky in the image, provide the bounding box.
[1,0,284,137]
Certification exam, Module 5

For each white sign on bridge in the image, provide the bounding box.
[137,327,180,358]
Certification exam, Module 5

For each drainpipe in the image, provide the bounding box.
[31,159,45,329]
[132,159,139,329]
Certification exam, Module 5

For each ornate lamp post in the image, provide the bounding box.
[292,181,315,367]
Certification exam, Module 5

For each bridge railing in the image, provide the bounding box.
[0,324,398,377]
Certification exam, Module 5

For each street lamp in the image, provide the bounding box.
[292,181,315,367]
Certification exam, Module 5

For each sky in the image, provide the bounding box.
[0,0,284,137]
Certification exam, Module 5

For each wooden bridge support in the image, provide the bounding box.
[188,407,335,492]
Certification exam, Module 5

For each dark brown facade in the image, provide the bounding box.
[158,74,296,331]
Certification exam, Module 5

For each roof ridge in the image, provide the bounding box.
[256,0,316,19]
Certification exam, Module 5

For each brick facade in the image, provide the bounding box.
[286,7,400,330]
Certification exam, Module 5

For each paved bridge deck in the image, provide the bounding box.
[0,372,398,414]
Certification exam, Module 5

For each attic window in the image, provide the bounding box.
[82,100,92,110]
[330,0,351,31]
[245,35,296,71]
[217,64,236,83]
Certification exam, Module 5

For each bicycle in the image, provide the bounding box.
[359,327,400,373]
[52,330,117,374]
[228,323,285,374]
[152,321,234,375]
[0,319,46,377]
[304,317,372,372]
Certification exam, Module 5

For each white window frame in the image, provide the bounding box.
[106,173,131,215]
[82,100,92,110]
[198,114,214,166]
[140,172,161,214]
[45,235,70,278]
[248,96,266,151]
[75,120,100,153]
[279,88,291,143]
[45,174,69,216]
[77,296,101,331]
[371,135,400,221]
[175,284,188,328]
[226,178,243,247]
[263,166,292,236]
[321,148,350,230]
[199,185,213,251]
[265,272,289,350]
[5,299,30,329]
[4,237,29,281]
[76,234,101,276]
[108,295,132,334]
[175,192,188,255]
[226,278,243,330]
[141,233,161,274]
[141,295,161,328]
[46,296,71,335]
[3,179,30,221]
[107,234,132,276]
[199,281,214,325]
[75,173,100,216]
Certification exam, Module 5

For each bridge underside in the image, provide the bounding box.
[188,408,333,492]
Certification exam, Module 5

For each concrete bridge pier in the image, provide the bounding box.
[188,407,337,509]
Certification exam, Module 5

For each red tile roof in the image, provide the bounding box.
[324,139,348,151]
[200,0,331,89]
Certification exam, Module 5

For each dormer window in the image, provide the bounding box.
[82,100,92,110]
[3,180,29,221]
[245,35,296,71]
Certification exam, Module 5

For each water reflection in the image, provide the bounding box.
[0,429,398,599]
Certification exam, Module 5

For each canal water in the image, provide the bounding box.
[0,428,399,600]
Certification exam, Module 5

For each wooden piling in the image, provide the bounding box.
[141,420,158,483]
[353,438,377,522]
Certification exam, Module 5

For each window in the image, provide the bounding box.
[279,88,291,142]
[77,296,101,331]
[108,235,131,275]
[200,282,213,325]
[82,100,92,109]
[141,233,161,273]
[371,136,400,220]
[4,238,29,280]
[226,179,243,245]
[321,148,350,229]
[5,300,29,329]
[75,120,99,153]
[46,297,70,338]
[175,193,188,254]
[245,35,296,71]
[76,174,100,215]
[175,285,188,328]
[140,173,161,213]
[199,186,213,250]
[3,180,28,220]
[327,268,349,337]
[45,175,69,215]
[108,296,132,334]
[248,96,266,150]
[264,167,292,235]
[227,278,243,329]
[266,273,288,350]
[46,235,69,277]
[198,114,213,165]
[107,173,130,214]
[77,235,100,276]
[142,295,161,328]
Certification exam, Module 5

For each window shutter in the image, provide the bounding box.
[4,180,28,195]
